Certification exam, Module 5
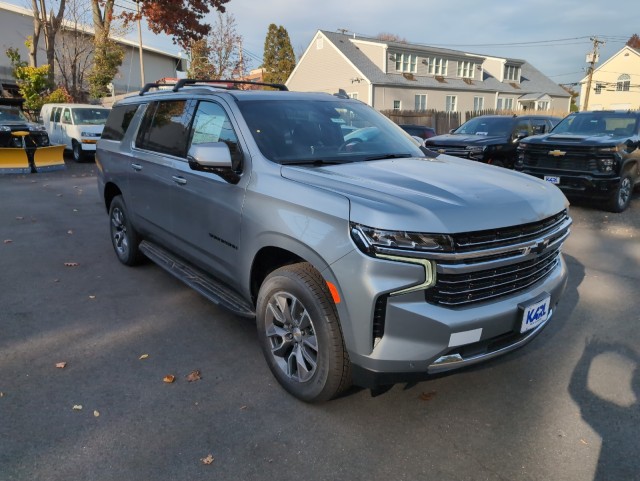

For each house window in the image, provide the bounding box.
[415,94,427,111]
[457,60,475,79]
[395,53,417,73]
[504,65,520,82]
[445,95,457,112]
[473,96,484,111]
[393,100,401,110]
[426,57,448,76]
[497,98,513,110]
[348,93,358,100]
[616,74,630,91]
[594,83,603,94]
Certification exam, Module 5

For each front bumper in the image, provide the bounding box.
[520,168,619,199]
[328,247,569,390]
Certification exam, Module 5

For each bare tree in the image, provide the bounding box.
[30,0,67,85]
[187,12,247,80]
[54,0,93,101]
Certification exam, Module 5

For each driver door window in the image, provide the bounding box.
[189,101,242,170]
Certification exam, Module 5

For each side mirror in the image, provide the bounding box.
[187,142,233,171]
[449,129,456,134]
[532,125,545,134]
[514,130,529,141]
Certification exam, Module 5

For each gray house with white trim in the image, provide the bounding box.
[287,30,571,113]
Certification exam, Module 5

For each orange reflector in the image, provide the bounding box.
[326,281,341,304]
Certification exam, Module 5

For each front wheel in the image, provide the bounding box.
[109,196,143,266]
[256,263,351,402]
[607,173,633,213]
[72,140,85,162]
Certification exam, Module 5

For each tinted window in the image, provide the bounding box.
[53,107,62,123]
[102,104,140,141]
[189,101,242,169]
[136,100,193,157]
[454,117,514,136]
[62,108,72,124]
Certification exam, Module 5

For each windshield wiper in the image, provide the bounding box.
[362,153,413,161]
[280,158,351,166]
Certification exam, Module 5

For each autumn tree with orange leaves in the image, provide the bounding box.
[88,0,231,97]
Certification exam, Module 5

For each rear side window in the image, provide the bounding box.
[136,100,193,158]
[102,104,140,141]
[53,107,62,123]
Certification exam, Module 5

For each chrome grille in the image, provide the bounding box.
[425,210,570,307]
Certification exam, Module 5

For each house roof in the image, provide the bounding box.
[319,30,570,98]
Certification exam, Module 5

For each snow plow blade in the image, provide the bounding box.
[34,145,66,171]
[0,148,31,174]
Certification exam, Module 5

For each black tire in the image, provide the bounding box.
[607,173,633,213]
[108,196,143,266]
[256,262,351,402]
[72,140,85,163]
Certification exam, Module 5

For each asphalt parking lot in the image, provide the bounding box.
[1,159,639,481]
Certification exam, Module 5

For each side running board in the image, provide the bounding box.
[139,240,256,318]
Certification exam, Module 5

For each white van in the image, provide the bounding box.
[40,104,110,161]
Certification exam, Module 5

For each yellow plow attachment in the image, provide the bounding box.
[34,145,66,170]
[0,144,65,174]
[0,148,31,173]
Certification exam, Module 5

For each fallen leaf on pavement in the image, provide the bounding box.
[240,406,247,410]
[186,370,201,382]
[163,375,175,383]
[64,262,79,267]
[139,354,149,360]
[67,230,73,235]
[3,239,12,244]
[94,410,100,417]
[89,295,96,299]
[0,392,4,398]
[55,362,67,369]
[16,216,24,220]
[201,454,214,465]
[580,439,588,445]
[53,279,60,283]
[72,405,83,411]
[419,391,437,401]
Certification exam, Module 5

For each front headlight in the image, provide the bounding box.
[350,223,453,256]
[465,145,486,154]
[0,126,10,132]
[81,131,100,137]
[597,157,615,172]
[28,124,47,132]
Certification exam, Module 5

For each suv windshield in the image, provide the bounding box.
[454,117,514,136]
[0,106,29,122]
[552,112,638,137]
[72,108,110,125]
[237,99,423,164]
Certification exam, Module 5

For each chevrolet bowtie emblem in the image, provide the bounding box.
[549,150,566,157]
[437,149,446,154]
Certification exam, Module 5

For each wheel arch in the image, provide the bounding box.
[103,182,123,213]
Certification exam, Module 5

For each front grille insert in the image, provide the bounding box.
[423,210,570,307]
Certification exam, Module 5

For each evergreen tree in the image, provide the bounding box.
[262,24,296,85]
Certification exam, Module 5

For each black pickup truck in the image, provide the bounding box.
[516,110,640,212]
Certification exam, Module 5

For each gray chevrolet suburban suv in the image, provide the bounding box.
[97,79,571,402]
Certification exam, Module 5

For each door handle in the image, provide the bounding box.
[172,175,187,185]
[131,163,142,171]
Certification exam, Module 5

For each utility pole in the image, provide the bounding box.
[582,36,605,111]
[136,0,145,87]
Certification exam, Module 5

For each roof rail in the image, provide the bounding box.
[171,78,288,92]
[138,82,177,95]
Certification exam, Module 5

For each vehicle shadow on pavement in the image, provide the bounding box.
[568,338,639,481]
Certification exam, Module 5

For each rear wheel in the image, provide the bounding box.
[607,173,633,213]
[256,262,351,402]
[109,196,143,266]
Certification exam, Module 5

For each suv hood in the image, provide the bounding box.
[426,133,507,146]
[282,155,567,233]
[0,120,40,131]
[522,133,623,147]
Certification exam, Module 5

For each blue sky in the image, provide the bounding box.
[5,0,638,89]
